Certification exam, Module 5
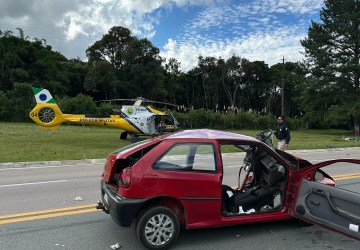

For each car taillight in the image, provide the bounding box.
[119,167,132,189]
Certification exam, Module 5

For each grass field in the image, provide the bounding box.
[0,122,359,163]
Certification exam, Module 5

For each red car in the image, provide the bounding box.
[97,129,360,249]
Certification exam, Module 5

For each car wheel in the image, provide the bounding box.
[136,206,180,249]
[295,218,313,227]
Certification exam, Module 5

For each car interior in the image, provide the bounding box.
[221,144,287,215]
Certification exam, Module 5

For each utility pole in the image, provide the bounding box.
[281,56,285,116]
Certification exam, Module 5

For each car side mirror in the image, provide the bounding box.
[315,171,324,181]
[277,165,285,174]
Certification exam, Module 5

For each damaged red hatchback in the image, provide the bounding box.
[97,129,360,249]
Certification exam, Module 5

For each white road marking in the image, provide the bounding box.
[0,163,101,171]
[0,180,67,188]
[0,165,65,170]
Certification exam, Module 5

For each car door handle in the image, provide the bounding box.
[313,188,325,196]
[310,200,320,206]
[312,188,360,223]
[323,190,339,213]
[312,188,339,212]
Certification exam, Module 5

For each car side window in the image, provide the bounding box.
[153,143,216,172]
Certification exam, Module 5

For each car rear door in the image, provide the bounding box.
[289,159,360,240]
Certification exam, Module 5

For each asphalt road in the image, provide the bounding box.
[0,148,359,249]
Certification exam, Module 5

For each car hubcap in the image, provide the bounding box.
[145,214,174,246]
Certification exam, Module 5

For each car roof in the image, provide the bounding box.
[164,129,258,142]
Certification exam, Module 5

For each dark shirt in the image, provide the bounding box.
[275,123,290,144]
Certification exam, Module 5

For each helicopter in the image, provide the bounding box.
[29,87,181,142]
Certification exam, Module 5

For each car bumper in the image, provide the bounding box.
[100,179,147,227]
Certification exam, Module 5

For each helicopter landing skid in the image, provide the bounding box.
[120,132,128,140]
[130,134,138,143]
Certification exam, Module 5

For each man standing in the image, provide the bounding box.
[275,116,290,151]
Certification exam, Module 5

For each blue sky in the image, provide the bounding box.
[0,0,324,71]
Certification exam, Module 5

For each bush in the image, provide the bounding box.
[0,91,10,121]
[96,102,118,115]
[173,110,282,130]
[5,83,34,121]
[59,94,97,114]
[253,115,275,130]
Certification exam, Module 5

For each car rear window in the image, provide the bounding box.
[153,143,217,172]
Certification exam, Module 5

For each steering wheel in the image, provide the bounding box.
[256,129,273,142]
[238,147,256,191]
[256,130,275,149]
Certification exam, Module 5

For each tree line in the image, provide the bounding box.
[0,0,359,131]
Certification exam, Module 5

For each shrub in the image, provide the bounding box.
[173,110,280,130]
[5,83,34,121]
[96,102,118,115]
[0,91,9,121]
[59,94,97,114]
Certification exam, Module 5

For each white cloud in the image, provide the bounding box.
[0,0,323,69]
[161,26,307,71]
[56,0,216,41]
[160,0,323,71]
[254,0,323,14]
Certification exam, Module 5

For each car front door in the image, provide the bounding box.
[289,159,360,240]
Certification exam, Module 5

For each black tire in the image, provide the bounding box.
[130,135,138,143]
[295,218,313,227]
[136,206,180,249]
[120,132,128,140]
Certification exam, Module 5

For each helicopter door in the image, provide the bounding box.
[137,116,152,134]
[167,110,179,129]
[147,116,157,135]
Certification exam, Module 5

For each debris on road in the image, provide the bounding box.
[110,242,121,249]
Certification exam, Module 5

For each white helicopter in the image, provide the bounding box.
[29,87,183,142]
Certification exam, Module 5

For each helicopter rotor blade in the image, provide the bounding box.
[95,97,188,110]
[94,98,139,103]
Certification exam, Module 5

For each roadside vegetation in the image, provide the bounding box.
[1,1,359,163]
[0,122,359,163]
[1,0,360,132]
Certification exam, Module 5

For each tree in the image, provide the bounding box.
[122,38,165,100]
[195,56,222,110]
[86,26,132,69]
[0,30,72,95]
[164,58,182,104]
[5,83,34,121]
[86,27,166,101]
[270,62,306,117]
[241,61,271,114]
[84,60,118,99]
[301,0,360,131]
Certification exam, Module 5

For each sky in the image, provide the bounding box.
[0,0,324,71]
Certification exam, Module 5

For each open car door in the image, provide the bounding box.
[289,159,360,240]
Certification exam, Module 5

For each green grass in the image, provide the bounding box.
[0,122,131,163]
[0,122,359,163]
[230,129,360,150]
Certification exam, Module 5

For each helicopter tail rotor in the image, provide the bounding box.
[29,87,65,129]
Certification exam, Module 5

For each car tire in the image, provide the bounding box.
[295,218,313,227]
[136,206,180,249]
